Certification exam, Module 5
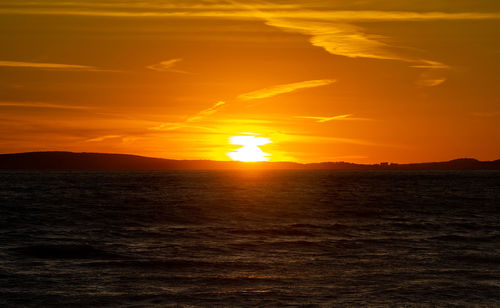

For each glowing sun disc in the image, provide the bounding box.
[227,135,271,162]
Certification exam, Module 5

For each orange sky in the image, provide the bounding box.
[1,0,499,163]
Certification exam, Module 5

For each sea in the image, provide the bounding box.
[0,170,499,307]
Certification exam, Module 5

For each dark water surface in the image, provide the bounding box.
[1,170,499,307]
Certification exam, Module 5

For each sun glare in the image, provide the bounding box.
[227,135,272,162]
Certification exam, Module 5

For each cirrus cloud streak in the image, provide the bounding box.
[0,60,104,71]
[146,58,188,74]
[238,79,336,101]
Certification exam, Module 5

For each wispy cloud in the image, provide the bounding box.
[86,135,123,142]
[410,60,451,69]
[213,118,275,124]
[0,102,90,110]
[4,3,496,65]
[266,11,500,22]
[0,60,104,71]
[415,70,447,87]
[2,3,498,81]
[265,19,408,61]
[85,134,139,143]
[238,79,336,101]
[146,58,188,73]
[416,77,447,87]
[261,17,452,77]
[1,5,499,20]
[295,114,353,122]
[186,101,226,122]
[256,9,480,88]
[411,60,450,87]
[0,2,299,13]
[150,123,218,132]
[153,78,337,131]
[151,101,225,131]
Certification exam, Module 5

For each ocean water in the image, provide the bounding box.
[0,170,499,307]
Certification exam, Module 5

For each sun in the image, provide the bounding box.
[227,135,272,162]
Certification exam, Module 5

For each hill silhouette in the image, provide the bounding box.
[0,152,499,170]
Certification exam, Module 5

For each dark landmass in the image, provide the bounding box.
[0,151,499,170]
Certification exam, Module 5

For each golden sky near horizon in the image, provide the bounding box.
[1,0,499,163]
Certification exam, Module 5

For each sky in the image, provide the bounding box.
[1,0,499,163]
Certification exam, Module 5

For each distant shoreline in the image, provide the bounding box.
[0,151,499,170]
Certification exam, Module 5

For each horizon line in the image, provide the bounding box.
[0,150,498,166]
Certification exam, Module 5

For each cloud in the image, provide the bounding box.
[416,77,447,87]
[151,101,225,131]
[410,60,451,69]
[242,8,495,79]
[415,70,447,87]
[295,114,353,122]
[85,134,139,143]
[2,3,498,75]
[186,101,226,122]
[238,79,336,101]
[146,58,188,73]
[153,78,336,131]
[0,2,298,15]
[0,102,90,110]
[412,60,449,87]
[86,135,123,142]
[4,2,497,62]
[150,123,185,131]
[150,123,218,132]
[2,4,499,21]
[261,18,451,72]
[214,118,274,124]
[0,60,103,71]
[265,19,409,61]
[267,11,500,22]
